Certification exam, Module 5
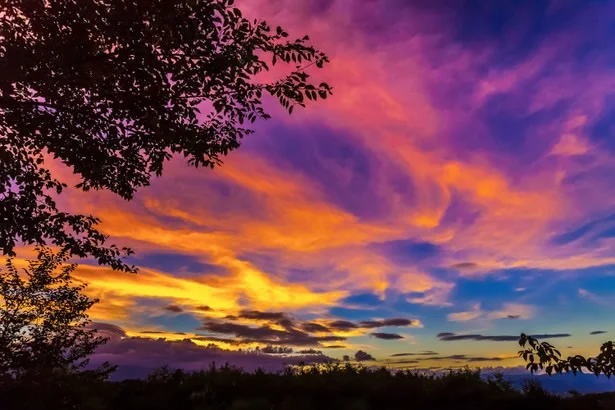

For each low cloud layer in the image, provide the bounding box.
[199,320,345,347]
[197,311,419,347]
[88,323,334,379]
[437,332,571,342]
[391,351,438,357]
[388,354,513,365]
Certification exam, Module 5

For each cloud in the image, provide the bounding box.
[297,348,323,355]
[447,303,483,322]
[447,303,534,322]
[389,359,420,365]
[406,284,454,307]
[426,354,469,361]
[465,356,509,363]
[73,258,346,325]
[354,350,375,362]
[195,313,420,347]
[198,319,345,347]
[324,318,420,331]
[590,330,608,335]
[164,305,184,313]
[236,310,290,321]
[390,351,438,357]
[359,318,418,328]
[260,345,293,354]
[579,289,612,307]
[550,133,590,157]
[388,354,513,364]
[370,332,404,340]
[87,323,334,379]
[196,306,213,312]
[437,332,571,342]
[450,262,479,271]
[327,320,359,331]
[89,322,127,339]
[390,354,510,364]
[301,322,330,333]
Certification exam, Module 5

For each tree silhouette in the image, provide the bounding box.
[519,333,615,378]
[0,0,331,270]
[0,248,113,382]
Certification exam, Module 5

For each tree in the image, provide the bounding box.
[518,333,615,378]
[0,248,113,381]
[0,0,332,271]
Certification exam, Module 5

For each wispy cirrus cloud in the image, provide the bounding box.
[447,303,535,322]
[578,289,613,307]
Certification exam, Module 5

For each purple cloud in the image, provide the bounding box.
[354,350,375,362]
[437,332,571,342]
[88,323,334,379]
[370,332,404,340]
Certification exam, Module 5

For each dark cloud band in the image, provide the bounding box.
[437,332,571,342]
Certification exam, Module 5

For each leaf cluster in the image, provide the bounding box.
[0,0,331,270]
[519,333,615,378]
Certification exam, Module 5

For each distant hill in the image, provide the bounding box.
[505,373,615,395]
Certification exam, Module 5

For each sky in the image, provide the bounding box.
[26,0,615,374]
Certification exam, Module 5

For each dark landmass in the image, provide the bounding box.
[2,364,614,410]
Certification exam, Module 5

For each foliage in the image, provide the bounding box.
[4,363,615,410]
[519,333,615,378]
[0,0,331,270]
[0,248,113,382]
[521,379,551,399]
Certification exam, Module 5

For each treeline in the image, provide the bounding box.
[1,363,614,410]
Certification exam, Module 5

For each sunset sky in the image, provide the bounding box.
[33,0,615,373]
